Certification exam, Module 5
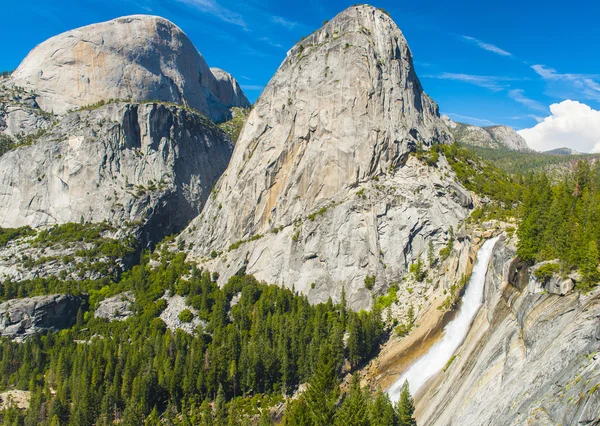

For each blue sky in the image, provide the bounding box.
[2,0,600,151]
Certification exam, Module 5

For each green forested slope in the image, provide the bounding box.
[0,246,394,425]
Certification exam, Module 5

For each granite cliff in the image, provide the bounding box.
[182,4,472,310]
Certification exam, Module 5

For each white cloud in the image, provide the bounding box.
[445,113,496,126]
[461,36,512,57]
[508,89,547,112]
[260,37,283,48]
[532,64,600,101]
[517,100,600,153]
[271,15,299,29]
[429,73,516,91]
[175,0,247,28]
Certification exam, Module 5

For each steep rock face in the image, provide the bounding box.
[10,15,247,122]
[442,115,531,152]
[0,294,82,340]
[210,68,251,110]
[0,102,233,247]
[417,237,600,425]
[183,5,470,310]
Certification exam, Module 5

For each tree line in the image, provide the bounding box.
[517,160,600,289]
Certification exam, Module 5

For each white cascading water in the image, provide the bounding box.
[387,236,499,401]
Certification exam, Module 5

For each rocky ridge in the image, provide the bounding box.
[182,4,470,310]
[442,115,531,152]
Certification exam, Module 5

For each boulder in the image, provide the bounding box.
[0,294,82,340]
[95,291,135,321]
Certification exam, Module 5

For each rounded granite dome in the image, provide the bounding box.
[10,15,247,121]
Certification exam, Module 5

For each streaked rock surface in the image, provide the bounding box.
[182,5,470,310]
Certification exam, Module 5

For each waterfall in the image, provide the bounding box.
[387,237,499,401]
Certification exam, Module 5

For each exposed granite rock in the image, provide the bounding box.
[159,293,205,334]
[442,115,532,152]
[529,260,576,296]
[210,68,251,110]
[417,237,600,426]
[182,5,468,310]
[0,294,82,340]
[9,15,248,122]
[94,291,135,321]
[0,85,51,140]
[0,235,124,282]
[0,390,31,411]
[0,101,233,248]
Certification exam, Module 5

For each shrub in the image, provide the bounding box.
[374,284,399,310]
[0,134,15,157]
[178,309,194,323]
[0,226,35,247]
[533,263,560,282]
[394,322,412,337]
[364,275,376,290]
[308,206,328,221]
[409,256,426,282]
[439,226,455,261]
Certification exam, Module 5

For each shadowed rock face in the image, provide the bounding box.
[0,102,233,248]
[0,295,82,340]
[417,237,600,426]
[182,5,470,310]
[9,15,248,122]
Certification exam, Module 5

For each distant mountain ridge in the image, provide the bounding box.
[442,115,531,152]
[544,147,581,155]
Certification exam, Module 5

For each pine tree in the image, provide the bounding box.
[346,313,362,367]
[396,380,417,426]
[258,409,272,426]
[200,399,214,426]
[333,374,369,426]
[214,384,227,426]
[370,388,398,426]
[282,398,312,426]
[581,240,599,289]
[304,345,339,425]
[427,241,435,267]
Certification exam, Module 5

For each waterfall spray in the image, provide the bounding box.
[388,237,500,401]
